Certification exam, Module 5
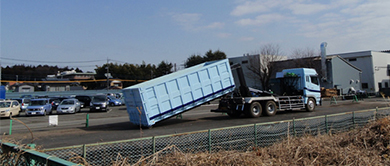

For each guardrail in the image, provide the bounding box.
[37,107,390,165]
[0,142,80,166]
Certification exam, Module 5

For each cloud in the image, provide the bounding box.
[287,3,329,15]
[231,1,273,16]
[217,33,231,38]
[171,13,224,31]
[171,13,201,30]
[239,37,254,41]
[235,13,286,26]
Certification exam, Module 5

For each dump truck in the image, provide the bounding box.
[122,59,321,127]
[122,59,235,127]
[211,65,322,118]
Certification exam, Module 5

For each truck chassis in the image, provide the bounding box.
[211,94,315,118]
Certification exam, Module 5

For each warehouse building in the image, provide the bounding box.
[335,50,390,94]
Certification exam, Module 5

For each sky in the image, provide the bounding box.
[1,0,389,72]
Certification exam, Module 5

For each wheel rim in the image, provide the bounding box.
[268,104,275,114]
[252,106,260,115]
[308,100,314,110]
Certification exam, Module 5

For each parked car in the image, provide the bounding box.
[57,99,82,114]
[49,97,69,110]
[13,98,31,112]
[20,95,33,98]
[90,95,109,112]
[25,98,52,116]
[0,100,21,118]
[107,95,123,106]
[74,95,92,108]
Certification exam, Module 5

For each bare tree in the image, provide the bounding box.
[247,44,285,90]
[290,47,320,68]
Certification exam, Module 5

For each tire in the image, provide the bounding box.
[305,98,316,112]
[245,102,262,118]
[262,101,277,116]
[110,103,115,106]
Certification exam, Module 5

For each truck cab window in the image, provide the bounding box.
[310,76,319,85]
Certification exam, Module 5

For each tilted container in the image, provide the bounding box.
[122,59,235,127]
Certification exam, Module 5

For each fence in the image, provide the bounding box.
[0,142,80,166]
[37,107,390,165]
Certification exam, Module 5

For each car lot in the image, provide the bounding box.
[1,97,390,149]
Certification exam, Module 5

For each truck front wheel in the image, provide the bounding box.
[262,101,277,116]
[305,98,315,112]
[245,102,262,118]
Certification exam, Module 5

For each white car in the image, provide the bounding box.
[57,99,81,114]
[0,100,21,118]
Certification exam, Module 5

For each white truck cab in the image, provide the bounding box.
[277,68,322,110]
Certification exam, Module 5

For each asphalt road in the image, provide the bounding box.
[1,97,389,149]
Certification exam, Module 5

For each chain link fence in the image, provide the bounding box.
[38,107,390,165]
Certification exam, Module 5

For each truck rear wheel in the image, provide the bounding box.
[245,102,262,118]
[262,101,277,116]
[305,98,315,112]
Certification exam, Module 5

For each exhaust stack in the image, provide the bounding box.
[320,42,327,81]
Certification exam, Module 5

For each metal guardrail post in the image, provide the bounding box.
[254,124,257,147]
[86,114,89,128]
[83,144,86,159]
[293,118,296,137]
[375,107,378,120]
[9,119,12,135]
[27,144,36,166]
[152,136,156,154]
[325,115,328,134]
[208,129,211,153]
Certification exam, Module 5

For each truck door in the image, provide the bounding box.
[305,75,320,94]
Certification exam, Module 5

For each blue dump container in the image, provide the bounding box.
[122,59,235,127]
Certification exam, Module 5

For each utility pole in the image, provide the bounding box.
[106,58,109,91]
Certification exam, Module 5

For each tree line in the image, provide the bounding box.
[1,50,227,89]
[1,45,319,90]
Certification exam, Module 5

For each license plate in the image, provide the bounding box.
[32,112,36,115]
[96,107,100,109]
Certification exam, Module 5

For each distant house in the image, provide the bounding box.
[9,83,35,92]
[57,70,96,80]
[41,78,71,91]
[110,80,123,89]
[42,70,97,91]
[97,79,123,90]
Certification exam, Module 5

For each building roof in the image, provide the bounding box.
[324,55,362,72]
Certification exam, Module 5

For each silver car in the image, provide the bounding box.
[56,99,81,114]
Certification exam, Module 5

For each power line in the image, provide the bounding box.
[0,57,106,64]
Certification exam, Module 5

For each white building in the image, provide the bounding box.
[335,50,390,94]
